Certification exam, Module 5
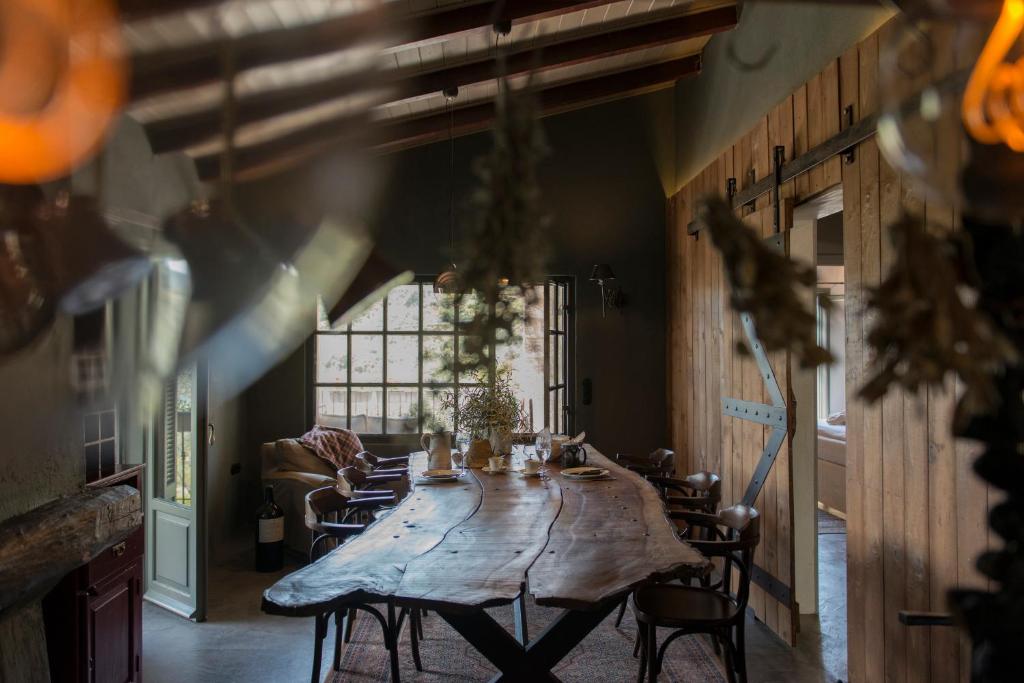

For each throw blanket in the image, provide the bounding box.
[299,425,364,471]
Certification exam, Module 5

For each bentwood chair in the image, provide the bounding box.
[632,505,761,683]
[613,469,722,628]
[305,486,422,683]
[355,450,411,473]
[615,448,676,478]
[647,472,722,518]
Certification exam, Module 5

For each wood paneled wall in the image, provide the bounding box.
[666,19,988,682]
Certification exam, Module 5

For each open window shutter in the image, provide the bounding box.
[163,381,176,487]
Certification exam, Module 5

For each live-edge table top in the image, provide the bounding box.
[263,445,707,617]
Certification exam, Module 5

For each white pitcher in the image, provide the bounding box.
[421,431,452,470]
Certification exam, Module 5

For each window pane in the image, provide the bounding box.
[317,296,345,332]
[457,290,485,328]
[351,335,383,383]
[387,336,418,383]
[423,286,454,331]
[387,284,419,331]
[458,336,484,383]
[161,366,194,507]
[350,298,384,331]
[316,334,348,383]
[424,388,455,432]
[555,285,564,332]
[386,388,419,434]
[423,335,454,383]
[317,387,348,428]
[547,284,556,332]
[350,387,383,433]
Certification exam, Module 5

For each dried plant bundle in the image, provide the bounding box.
[440,368,526,439]
[860,214,1018,425]
[698,196,833,368]
[448,76,550,377]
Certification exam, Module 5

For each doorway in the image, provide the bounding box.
[144,361,208,620]
[791,185,847,681]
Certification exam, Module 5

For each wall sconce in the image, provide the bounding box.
[589,264,625,318]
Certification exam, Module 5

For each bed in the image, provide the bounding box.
[817,415,846,516]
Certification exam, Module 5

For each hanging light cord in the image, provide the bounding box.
[448,92,455,267]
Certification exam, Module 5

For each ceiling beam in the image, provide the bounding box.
[129,1,615,101]
[144,5,737,154]
[193,54,702,181]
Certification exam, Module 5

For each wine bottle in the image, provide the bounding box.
[255,485,284,572]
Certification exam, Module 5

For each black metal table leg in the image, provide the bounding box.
[436,609,558,681]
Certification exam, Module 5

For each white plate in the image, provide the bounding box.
[415,476,461,485]
[561,467,610,480]
[421,469,462,479]
[481,466,508,475]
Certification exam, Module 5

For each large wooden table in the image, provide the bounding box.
[263,445,707,681]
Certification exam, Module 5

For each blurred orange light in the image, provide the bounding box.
[963,0,1024,150]
[0,0,125,184]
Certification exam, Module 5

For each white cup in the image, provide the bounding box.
[488,456,505,472]
[523,459,540,474]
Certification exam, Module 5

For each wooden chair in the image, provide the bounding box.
[614,448,676,478]
[647,472,722,517]
[613,470,722,628]
[339,464,406,493]
[355,450,410,473]
[631,505,760,683]
[305,486,422,683]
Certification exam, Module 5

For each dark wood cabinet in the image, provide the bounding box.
[44,465,145,683]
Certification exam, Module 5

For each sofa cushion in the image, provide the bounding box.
[275,438,337,478]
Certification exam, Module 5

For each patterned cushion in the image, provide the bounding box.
[298,425,365,471]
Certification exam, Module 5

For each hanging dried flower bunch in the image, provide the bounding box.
[449,76,550,376]
[859,213,1018,426]
[698,196,832,368]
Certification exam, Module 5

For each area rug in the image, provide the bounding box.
[817,508,847,534]
[328,599,727,682]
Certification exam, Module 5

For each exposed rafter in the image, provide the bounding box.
[128,1,615,101]
[143,4,737,154]
[193,55,702,181]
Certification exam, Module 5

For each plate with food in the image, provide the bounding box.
[417,469,463,482]
[560,466,610,480]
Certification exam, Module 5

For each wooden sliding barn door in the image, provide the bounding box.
[720,203,798,644]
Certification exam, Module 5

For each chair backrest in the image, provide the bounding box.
[655,471,722,515]
[339,465,370,490]
[304,486,350,532]
[670,504,760,611]
[354,451,375,473]
[649,448,676,476]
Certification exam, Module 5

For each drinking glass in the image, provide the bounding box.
[454,432,471,472]
[535,435,551,476]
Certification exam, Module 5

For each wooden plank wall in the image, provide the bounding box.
[666,18,989,682]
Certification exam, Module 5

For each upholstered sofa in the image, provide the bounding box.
[260,438,411,557]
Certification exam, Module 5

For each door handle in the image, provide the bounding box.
[111,541,127,557]
[207,422,216,446]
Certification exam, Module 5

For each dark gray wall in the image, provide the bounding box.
[674,1,891,189]
[243,92,674,481]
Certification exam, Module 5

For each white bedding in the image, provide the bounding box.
[817,419,847,442]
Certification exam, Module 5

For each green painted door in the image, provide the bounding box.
[144,362,207,620]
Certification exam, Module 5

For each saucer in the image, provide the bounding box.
[514,469,543,478]
[481,465,508,474]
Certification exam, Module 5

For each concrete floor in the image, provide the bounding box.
[143,533,847,683]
